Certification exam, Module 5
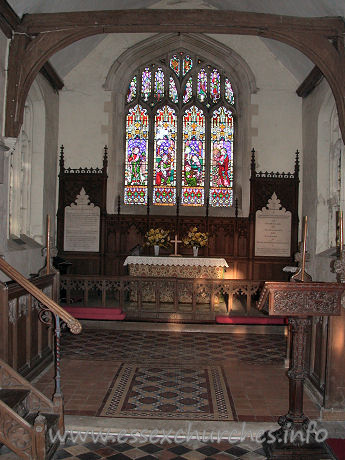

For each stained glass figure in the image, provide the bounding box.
[153,106,177,205]
[141,67,151,102]
[170,55,180,76]
[124,105,149,205]
[169,77,178,103]
[225,78,234,104]
[126,76,137,103]
[210,69,220,103]
[209,107,234,207]
[183,77,193,104]
[183,55,193,76]
[154,68,164,102]
[197,69,207,103]
[182,106,205,206]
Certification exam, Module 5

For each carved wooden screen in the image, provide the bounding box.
[249,149,300,280]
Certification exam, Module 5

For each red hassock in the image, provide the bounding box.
[62,306,126,320]
[215,316,287,325]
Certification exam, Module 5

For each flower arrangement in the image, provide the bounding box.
[183,227,208,248]
[144,228,171,248]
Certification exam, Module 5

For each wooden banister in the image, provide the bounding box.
[0,257,81,334]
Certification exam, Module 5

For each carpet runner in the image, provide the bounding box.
[326,438,345,460]
[98,363,236,421]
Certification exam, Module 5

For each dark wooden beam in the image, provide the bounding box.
[296,66,324,98]
[5,9,345,145]
[40,61,64,91]
[0,0,20,38]
[17,10,345,37]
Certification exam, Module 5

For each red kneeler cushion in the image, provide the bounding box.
[62,306,126,320]
[216,316,287,325]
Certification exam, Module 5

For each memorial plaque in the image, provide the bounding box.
[64,188,100,252]
[255,192,291,257]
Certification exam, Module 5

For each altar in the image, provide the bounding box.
[123,255,229,309]
[124,255,229,279]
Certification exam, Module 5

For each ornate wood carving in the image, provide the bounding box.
[258,281,345,458]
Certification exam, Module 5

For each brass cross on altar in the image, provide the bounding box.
[170,234,182,257]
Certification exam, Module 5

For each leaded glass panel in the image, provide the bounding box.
[141,68,151,102]
[170,55,180,76]
[182,106,205,206]
[225,78,234,104]
[154,68,164,102]
[197,69,207,103]
[183,55,193,76]
[183,78,192,104]
[126,76,137,103]
[169,77,178,103]
[209,107,233,207]
[153,106,177,205]
[124,105,149,205]
[210,69,220,103]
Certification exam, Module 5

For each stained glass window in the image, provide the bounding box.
[124,54,236,208]
[210,69,220,103]
[126,76,137,103]
[154,68,164,102]
[153,106,177,205]
[170,55,180,76]
[197,69,207,103]
[124,105,149,205]
[141,68,151,102]
[209,107,234,207]
[183,55,193,76]
[183,78,192,104]
[169,77,178,103]
[225,78,234,104]
[181,106,205,206]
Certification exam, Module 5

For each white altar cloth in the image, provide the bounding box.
[124,256,229,268]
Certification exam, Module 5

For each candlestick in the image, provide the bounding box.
[46,215,50,274]
[301,216,307,282]
[336,210,343,259]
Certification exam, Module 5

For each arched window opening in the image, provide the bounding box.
[123,50,236,208]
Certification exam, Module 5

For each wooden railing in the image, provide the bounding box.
[61,274,264,321]
[0,258,81,334]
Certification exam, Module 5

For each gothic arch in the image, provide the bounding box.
[103,33,257,215]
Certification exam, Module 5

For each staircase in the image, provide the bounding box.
[0,256,82,459]
[0,359,63,459]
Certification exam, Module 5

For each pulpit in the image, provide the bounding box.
[257,281,345,459]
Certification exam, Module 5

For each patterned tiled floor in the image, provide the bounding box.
[0,437,273,459]
[33,329,320,422]
[61,329,286,365]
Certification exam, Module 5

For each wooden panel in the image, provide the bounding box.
[0,274,56,380]
[57,149,299,279]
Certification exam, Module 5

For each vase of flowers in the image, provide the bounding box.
[144,228,171,256]
[183,227,208,257]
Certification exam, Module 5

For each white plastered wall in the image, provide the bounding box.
[58,33,302,217]
[0,70,60,280]
[301,78,344,282]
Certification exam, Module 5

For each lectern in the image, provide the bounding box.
[257,281,345,459]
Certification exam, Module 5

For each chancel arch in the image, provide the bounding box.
[104,33,258,216]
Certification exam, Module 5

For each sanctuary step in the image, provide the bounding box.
[62,306,126,320]
[0,359,62,459]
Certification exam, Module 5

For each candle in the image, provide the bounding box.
[301,216,307,282]
[46,215,50,274]
[337,210,343,258]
